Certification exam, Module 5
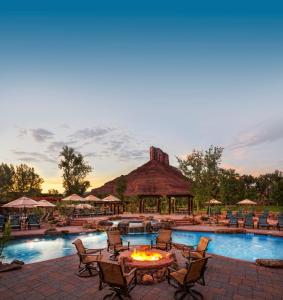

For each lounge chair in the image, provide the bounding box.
[97,260,137,299]
[182,237,211,262]
[257,215,270,229]
[226,210,233,219]
[107,230,130,260]
[236,210,244,219]
[262,209,269,218]
[10,216,21,230]
[244,215,254,228]
[72,239,103,277]
[0,215,5,231]
[167,257,210,300]
[151,229,172,251]
[214,207,221,215]
[228,216,238,227]
[27,214,40,229]
[278,216,283,231]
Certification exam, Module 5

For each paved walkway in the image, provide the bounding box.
[1,250,283,300]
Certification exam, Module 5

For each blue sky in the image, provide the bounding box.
[0,1,283,192]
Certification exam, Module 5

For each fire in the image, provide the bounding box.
[131,249,163,261]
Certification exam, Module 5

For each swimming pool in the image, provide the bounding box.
[3,231,283,264]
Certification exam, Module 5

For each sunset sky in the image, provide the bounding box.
[0,1,283,192]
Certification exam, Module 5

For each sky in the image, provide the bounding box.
[0,1,283,192]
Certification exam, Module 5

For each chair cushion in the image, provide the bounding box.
[183,251,203,259]
[170,268,187,284]
[156,242,167,250]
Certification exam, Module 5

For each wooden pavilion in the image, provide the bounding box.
[90,147,194,214]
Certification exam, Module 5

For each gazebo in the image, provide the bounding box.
[90,147,193,214]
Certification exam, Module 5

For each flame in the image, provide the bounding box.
[131,249,163,261]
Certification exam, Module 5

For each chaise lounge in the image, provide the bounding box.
[257,215,270,230]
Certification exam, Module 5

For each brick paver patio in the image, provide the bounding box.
[1,249,283,300]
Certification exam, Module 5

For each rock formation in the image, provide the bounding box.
[90,146,192,197]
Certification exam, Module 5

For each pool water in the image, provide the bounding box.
[3,231,283,264]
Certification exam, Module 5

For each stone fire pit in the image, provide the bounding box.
[119,246,174,283]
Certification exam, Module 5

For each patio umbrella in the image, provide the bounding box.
[61,194,84,202]
[2,196,39,208]
[84,195,101,202]
[75,204,92,210]
[36,200,56,208]
[237,199,257,205]
[102,195,121,202]
[205,199,222,216]
[205,199,222,205]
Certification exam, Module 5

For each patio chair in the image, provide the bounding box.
[97,260,137,299]
[27,214,41,229]
[182,237,211,262]
[257,215,270,229]
[107,230,130,260]
[72,239,103,277]
[151,229,172,251]
[244,215,254,228]
[0,215,5,231]
[10,215,21,230]
[167,257,210,300]
[228,215,238,227]
[277,216,283,231]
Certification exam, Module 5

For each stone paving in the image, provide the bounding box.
[1,249,283,300]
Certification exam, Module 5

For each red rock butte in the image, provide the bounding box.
[90,146,193,198]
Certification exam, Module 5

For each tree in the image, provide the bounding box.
[59,146,92,195]
[13,164,44,196]
[116,175,127,201]
[219,168,242,205]
[270,178,283,206]
[0,163,15,203]
[0,221,11,263]
[48,189,60,196]
[177,145,223,210]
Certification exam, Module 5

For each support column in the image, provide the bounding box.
[139,197,143,213]
[168,197,171,214]
[157,197,161,213]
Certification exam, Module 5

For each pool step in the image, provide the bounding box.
[173,220,194,226]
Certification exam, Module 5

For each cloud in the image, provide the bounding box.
[47,141,76,154]
[229,119,283,150]
[118,149,147,161]
[30,128,54,142]
[13,151,56,164]
[70,127,113,140]
[17,128,28,137]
